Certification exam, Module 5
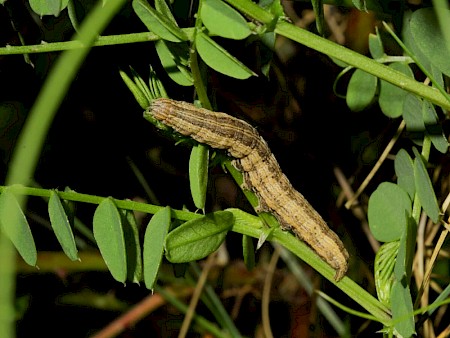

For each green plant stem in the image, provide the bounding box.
[273,21,450,110]
[0,31,165,55]
[0,1,126,336]
[223,0,450,110]
[0,185,195,222]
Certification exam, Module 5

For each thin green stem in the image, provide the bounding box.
[0,32,162,55]
[273,21,450,110]
[0,185,197,222]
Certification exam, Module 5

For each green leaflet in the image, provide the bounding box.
[48,191,79,261]
[155,40,193,87]
[346,69,378,112]
[374,241,399,308]
[93,198,127,283]
[403,94,425,145]
[391,281,415,337]
[414,154,440,223]
[143,206,171,290]
[189,143,209,211]
[410,8,450,77]
[29,0,69,16]
[132,0,188,42]
[368,32,385,59]
[0,189,37,266]
[394,149,415,199]
[379,62,413,118]
[195,30,256,79]
[422,100,449,154]
[120,209,143,284]
[242,235,255,270]
[165,211,233,262]
[119,69,150,109]
[201,0,252,40]
[368,182,411,242]
[310,0,324,35]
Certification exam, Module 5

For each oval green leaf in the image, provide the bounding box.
[394,149,415,199]
[165,211,233,262]
[0,189,37,266]
[195,31,256,79]
[201,0,251,40]
[132,0,187,42]
[379,62,413,118]
[410,8,450,77]
[391,281,416,338]
[93,198,127,283]
[368,182,411,242]
[414,155,440,223]
[403,94,425,145]
[29,0,69,16]
[48,191,79,261]
[144,206,171,290]
[242,234,255,270]
[368,32,385,59]
[346,69,378,112]
[374,241,399,307]
[120,209,143,283]
[422,100,449,154]
[155,40,193,86]
[189,144,209,210]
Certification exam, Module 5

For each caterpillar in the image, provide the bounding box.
[146,98,349,281]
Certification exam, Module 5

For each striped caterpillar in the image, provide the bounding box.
[146,98,349,281]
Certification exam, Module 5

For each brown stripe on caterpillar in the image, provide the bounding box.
[147,98,349,281]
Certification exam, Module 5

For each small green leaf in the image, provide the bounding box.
[0,189,37,266]
[119,69,150,109]
[132,0,188,42]
[93,198,127,283]
[391,281,416,338]
[165,211,233,262]
[201,0,251,40]
[189,144,209,210]
[154,0,178,25]
[368,32,385,59]
[155,40,193,87]
[374,241,399,307]
[29,0,69,16]
[414,155,440,223]
[311,0,324,35]
[410,8,450,77]
[195,31,256,79]
[144,206,171,290]
[120,209,143,283]
[48,191,78,261]
[368,182,411,242]
[394,221,416,281]
[422,100,448,154]
[403,94,425,144]
[242,235,255,270]
[379,63,413,118]
[346,69,378,112]
[394,149,415,199]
